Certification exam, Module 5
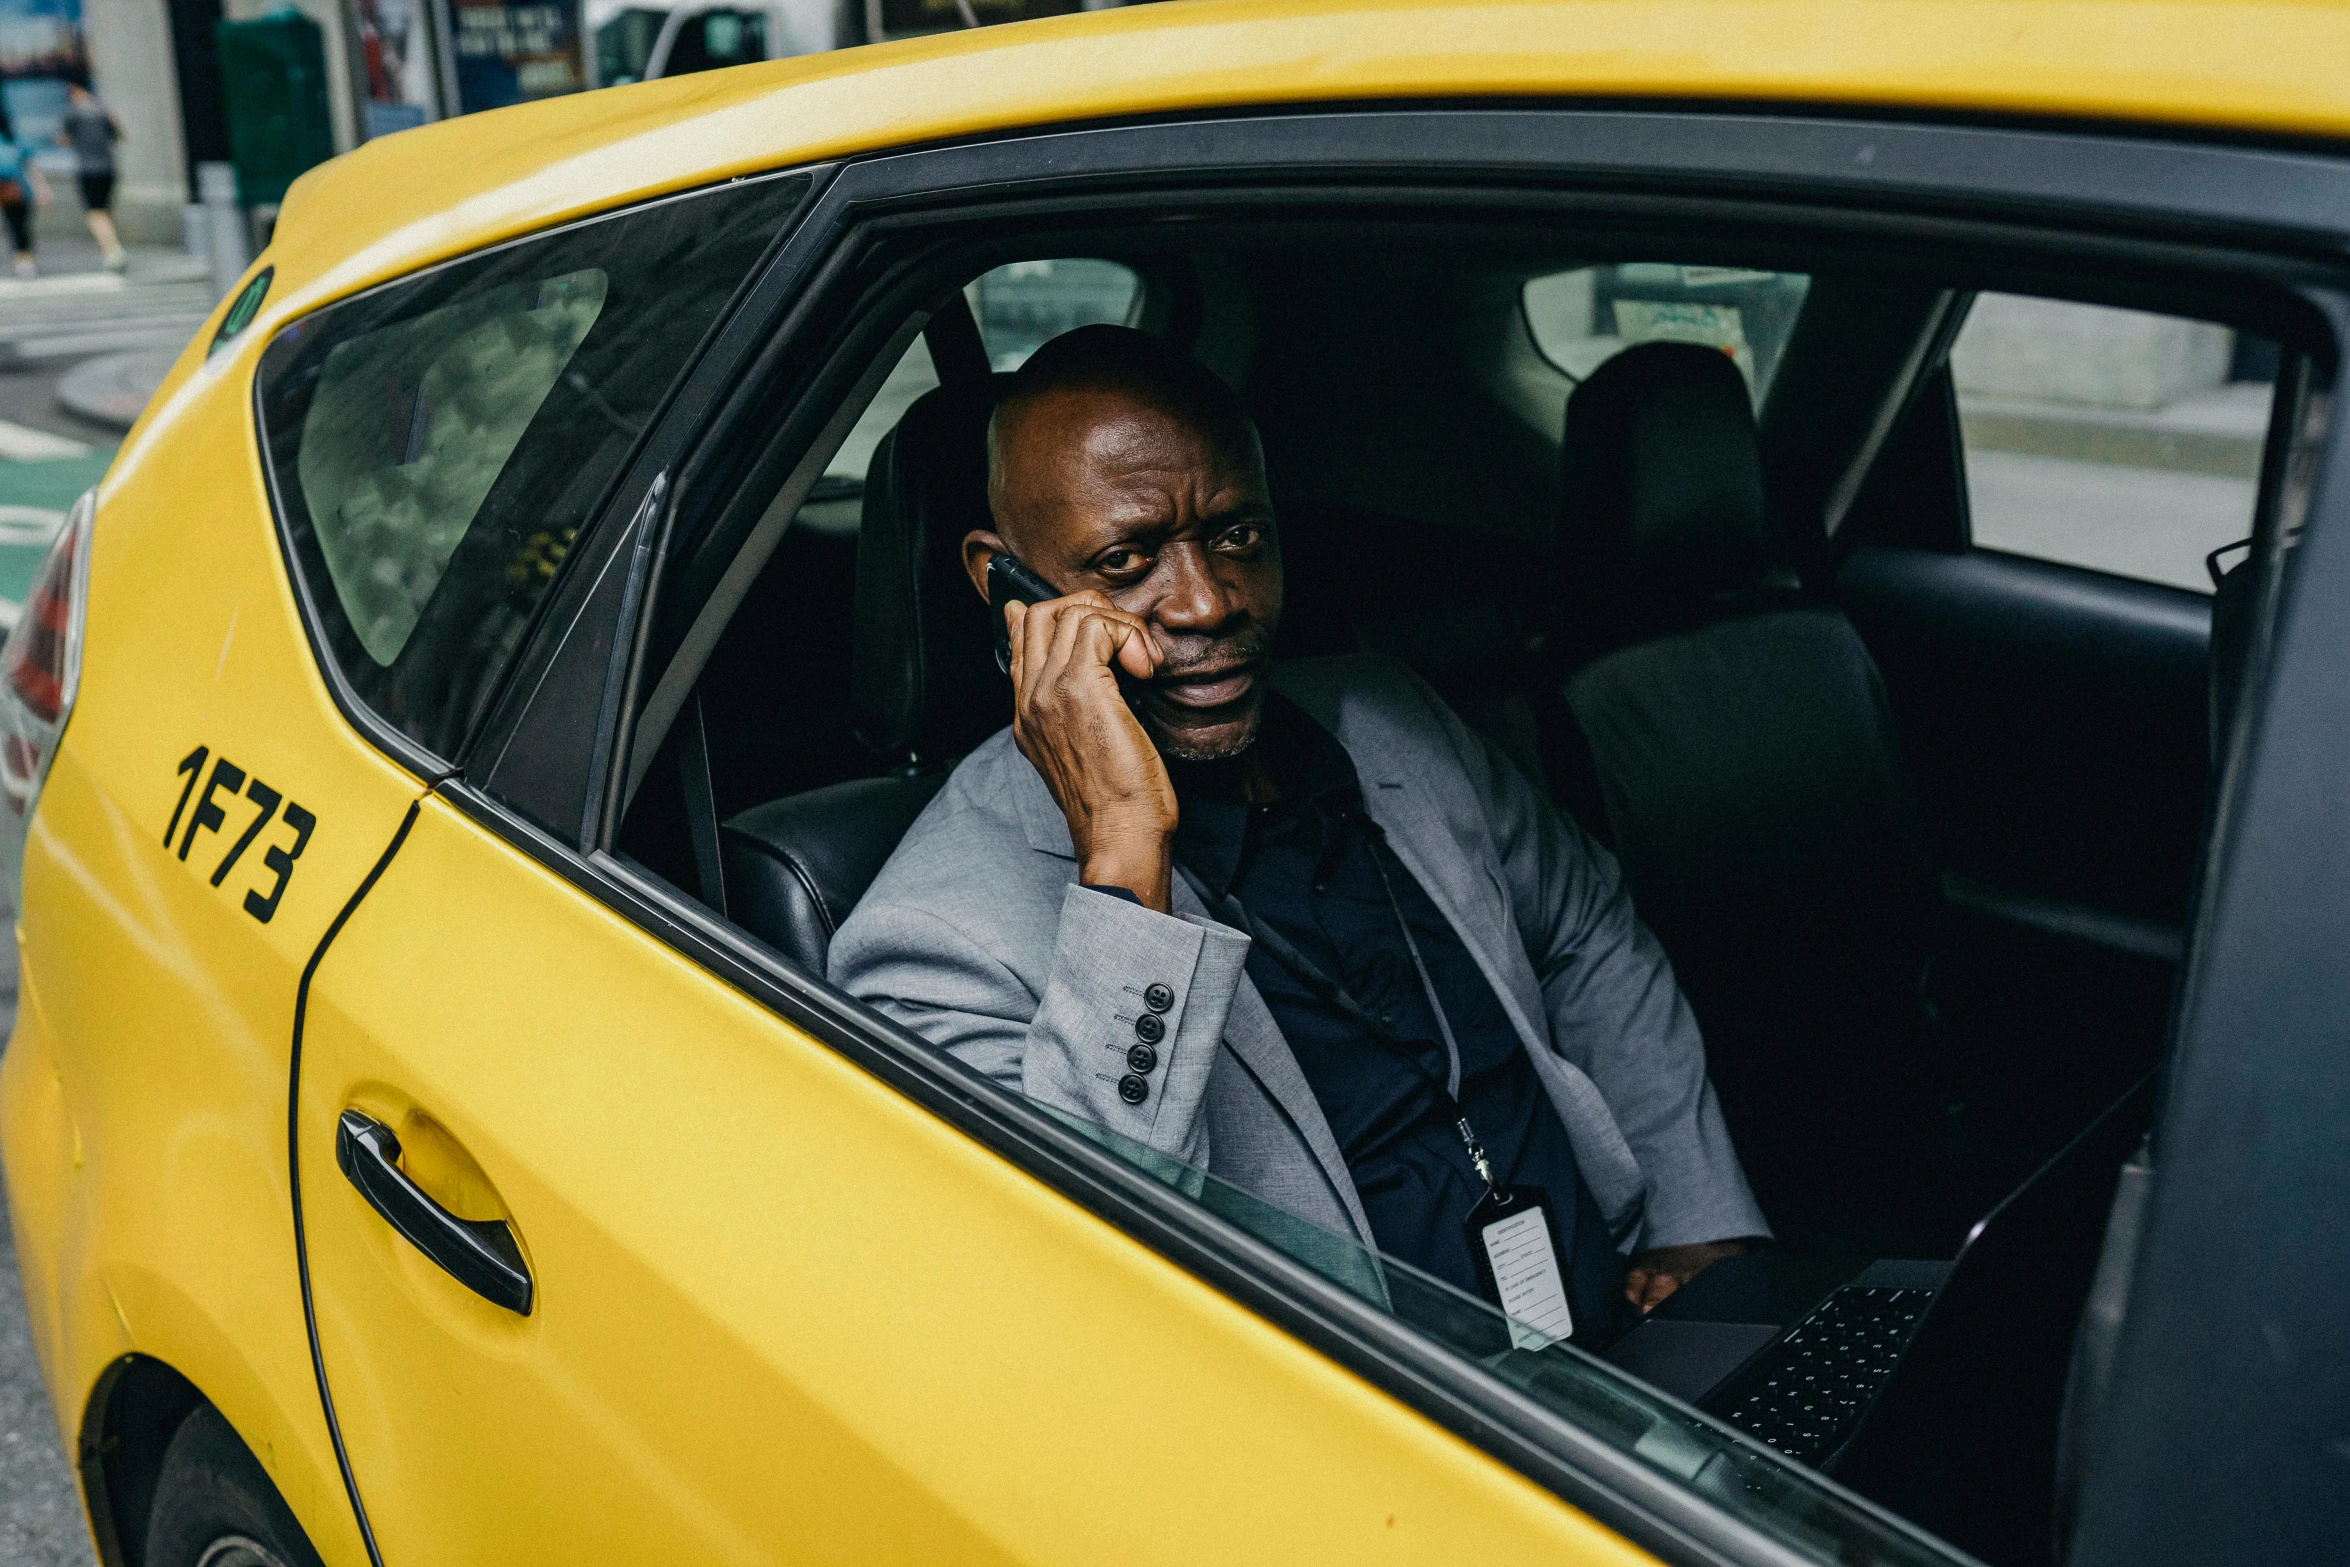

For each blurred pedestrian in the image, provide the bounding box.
[0,103,51,279]
[58,83,125,271]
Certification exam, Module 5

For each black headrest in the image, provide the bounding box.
[850,375,1015,763]
[1561,341,1775,606]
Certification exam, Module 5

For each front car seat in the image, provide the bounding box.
[720,376,1012,972]
[1554,342,1947,1246]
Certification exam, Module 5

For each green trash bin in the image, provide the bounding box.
[216,9,336,208]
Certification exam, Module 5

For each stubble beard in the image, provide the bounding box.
[1129,629,1272,764]
[1149,698,1266,764]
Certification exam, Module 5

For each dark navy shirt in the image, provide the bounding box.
[1168,699,1625,1340]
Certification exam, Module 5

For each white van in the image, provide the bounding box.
[588,0,843,84]
[589,0,1128,80]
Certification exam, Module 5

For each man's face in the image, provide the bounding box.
[969,385,1283,762]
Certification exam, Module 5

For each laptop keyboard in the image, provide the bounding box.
[1719,1285,1935,1464]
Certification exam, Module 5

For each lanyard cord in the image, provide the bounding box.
[1175,821,1500,1190]
[1366,849,1467,1100]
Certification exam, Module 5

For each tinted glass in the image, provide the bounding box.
[1069,1116,1955,1567]
[970,257,1139,370]
[1524,263,1811,406]
[259,172,808,761]
[815,258,1141,507]
[1952,292,2275,592]
[297,268,609,666]
[822,334,940,498]
[664,8,766,74]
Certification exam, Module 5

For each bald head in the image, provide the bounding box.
[965,324,1282,762]
[986,325,1262,537]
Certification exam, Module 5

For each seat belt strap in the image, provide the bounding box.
[679,688,727,917]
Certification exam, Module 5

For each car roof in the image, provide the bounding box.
[240,0,2350,363]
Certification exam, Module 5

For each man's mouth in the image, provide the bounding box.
[1153,661,1259,711]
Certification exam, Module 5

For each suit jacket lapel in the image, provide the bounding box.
[1357,779,1551,1055]
[1278,670,1556,1060]
[1170,872,1376,1246]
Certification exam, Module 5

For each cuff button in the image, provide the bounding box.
[1117,1073,1150,1105]
[1143,983,1174,1014]
[1133,1011,1166,1045]
[1126,1041,1158,1075]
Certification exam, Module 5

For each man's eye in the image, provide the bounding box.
[1096,549,1148,575]
[1214,524,1264,553]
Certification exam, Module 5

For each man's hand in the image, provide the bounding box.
[1005,590,1178,911]
[1624,1239,1756,1313]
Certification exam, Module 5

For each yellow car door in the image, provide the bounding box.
[291,787,1630,1564]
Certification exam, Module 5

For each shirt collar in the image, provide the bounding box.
[1169,696,1362,897]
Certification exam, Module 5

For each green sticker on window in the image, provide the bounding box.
[209,267,274,358]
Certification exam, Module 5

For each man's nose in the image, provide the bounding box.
[1144,543,1240,635]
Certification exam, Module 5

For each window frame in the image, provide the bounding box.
[1947,287,2282,593]
[251,168,816,787]
[440,106,2350,1567]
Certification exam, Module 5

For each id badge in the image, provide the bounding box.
[1464,1184,1575,1350]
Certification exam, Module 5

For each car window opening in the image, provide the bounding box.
[602,221,2315,1567]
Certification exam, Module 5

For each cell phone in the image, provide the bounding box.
[987,551,1061,674]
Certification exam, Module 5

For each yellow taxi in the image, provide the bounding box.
[6,3,2349,1564]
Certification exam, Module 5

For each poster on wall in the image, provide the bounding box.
[446,0,585,113]
[355,0,433,136]
[0,0,87,151]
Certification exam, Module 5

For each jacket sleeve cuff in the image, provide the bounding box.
[1021,884,1249,1168]
[1630,1088,1773,1250]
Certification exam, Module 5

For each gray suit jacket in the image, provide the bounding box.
[829,654,1767,1255]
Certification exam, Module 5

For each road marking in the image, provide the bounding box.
[0,506,65,544]
[5,324,211,364]
[0,507,58,634]
[0,422,91,462]
[0,273,127,300]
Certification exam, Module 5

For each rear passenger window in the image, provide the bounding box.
[817,257,1141,500]
[1523,263,1811,405]
[259,173,809,760]
[296,271,609,666]
[970,257,1139,368]
[823,333,941,500]
[1952,292,2275,592]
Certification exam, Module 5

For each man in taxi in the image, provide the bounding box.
[831,326,1766,1332]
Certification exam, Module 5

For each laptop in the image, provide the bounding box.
[1602,1078,2152,1559]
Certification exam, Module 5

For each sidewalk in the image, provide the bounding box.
[0,194,219,622]
[1,193,216,375]
[0,255,214,373]
[1957,382,2271,481]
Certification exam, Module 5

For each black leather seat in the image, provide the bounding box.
[721,775,948,972]
[1273,497,1558,789]
[1554,342,1947,1244]
[718,376,1013,973]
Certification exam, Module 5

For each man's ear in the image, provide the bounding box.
[962,530,1004,605]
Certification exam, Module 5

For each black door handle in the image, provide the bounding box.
[335,1110,533,1315]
